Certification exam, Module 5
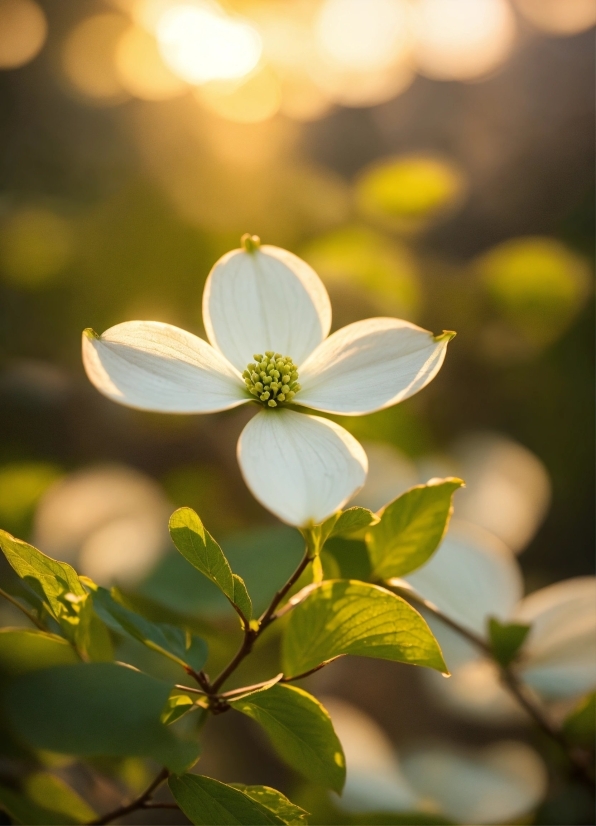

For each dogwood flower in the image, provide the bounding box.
[82,236,453,527]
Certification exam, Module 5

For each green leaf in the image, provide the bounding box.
[0,530,86,637]
[562,692,596,749]
[161,691,207,725]
[232,574,253,623]
[169,508,252,623]
[169,774,285,825]
[366,479,463,579]
[230,684,345,793]
[487,617,531,668]
[329,507,379,538]
[230,785,309,825]
[282,580,447,677]
[0,772,96,825]
[92,586,208,671]
[0,628,78,676]
[4,662,200,773]
[74,595,113,662]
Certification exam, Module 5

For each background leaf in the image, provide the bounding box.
[0,772,96,825]
[93,586,207,671]
[3,662,200,773]
[282,580,447,677]
[366,480,463,579]
[562,692,596,749]
[231,684,345,793]
[230,785,309,825]
[169,774,285,825]
[0,628,78,676]
[487,617,531,668]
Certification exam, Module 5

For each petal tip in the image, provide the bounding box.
[83,327,100,341]
[434,330,457,343]
[240,233,261,253]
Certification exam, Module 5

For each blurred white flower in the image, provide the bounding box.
[33,464,171,586]
[323,696,547,824]
[355,431,551,553]
[397,524,596,718]
[82,239,452,527]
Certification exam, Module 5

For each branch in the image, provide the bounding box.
[388,583,595,790]
[89,767,169,825]
[210,548,314,693]
[0,587,46,631]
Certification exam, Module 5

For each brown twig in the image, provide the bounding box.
[89,767,169,825]
[210,548,314,693]
[388,582,595,790]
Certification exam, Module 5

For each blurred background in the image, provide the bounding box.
[0,0,594,824]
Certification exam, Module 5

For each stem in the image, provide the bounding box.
[210,548,314,694]
[89,767,169,825]
[0,587,46,631]
[389,584,595,790]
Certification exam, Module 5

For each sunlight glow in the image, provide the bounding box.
[156,1,262,85]
[0,0,47,69]
[414,0,516,81]
[514,0,596,35]
[115,24,187,99]
[315,0,412,72]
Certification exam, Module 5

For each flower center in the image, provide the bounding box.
[242,352,301,408]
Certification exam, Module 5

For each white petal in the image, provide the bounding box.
[402,742,547,825]
[404,521,523,637]
[82,321,247,413]
[513,577,596,700]
[237,409,367,526]
[202,245,332,372]
[297,318,452,415]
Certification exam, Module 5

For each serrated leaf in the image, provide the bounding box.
[231,684,345,793]
[487,617,531,668]
[0,531,85,637]
[0,628,78,676]
[366,479,463,578]
[232,574,253,622]
[0,772,96,825]
[230,785,309,825]
[330,507,379,538]
[282,580,447,677]
[169,774,285,825]
[92,586,207,671]
[4,662,200,773]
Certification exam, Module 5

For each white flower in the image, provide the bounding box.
[323,696,547,825]
[82,237,452,526]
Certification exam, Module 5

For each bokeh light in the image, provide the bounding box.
[34,465,172,587]
[115,24,187,100]
[413,0,516,81]
[156,1,262,85]
[0,462,62,537]
[355,154,466,232]
[195,65,282,124]
[0,206,74,287]
[0,0,46,70]
[303,225,421,323]
[62,13,130,104]
[477,236,592,347]
[514,0,596,36]
[314,0,411,72]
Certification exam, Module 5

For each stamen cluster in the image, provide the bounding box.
[243,352,300,408]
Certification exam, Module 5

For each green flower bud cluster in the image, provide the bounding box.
[243,352,301,408]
